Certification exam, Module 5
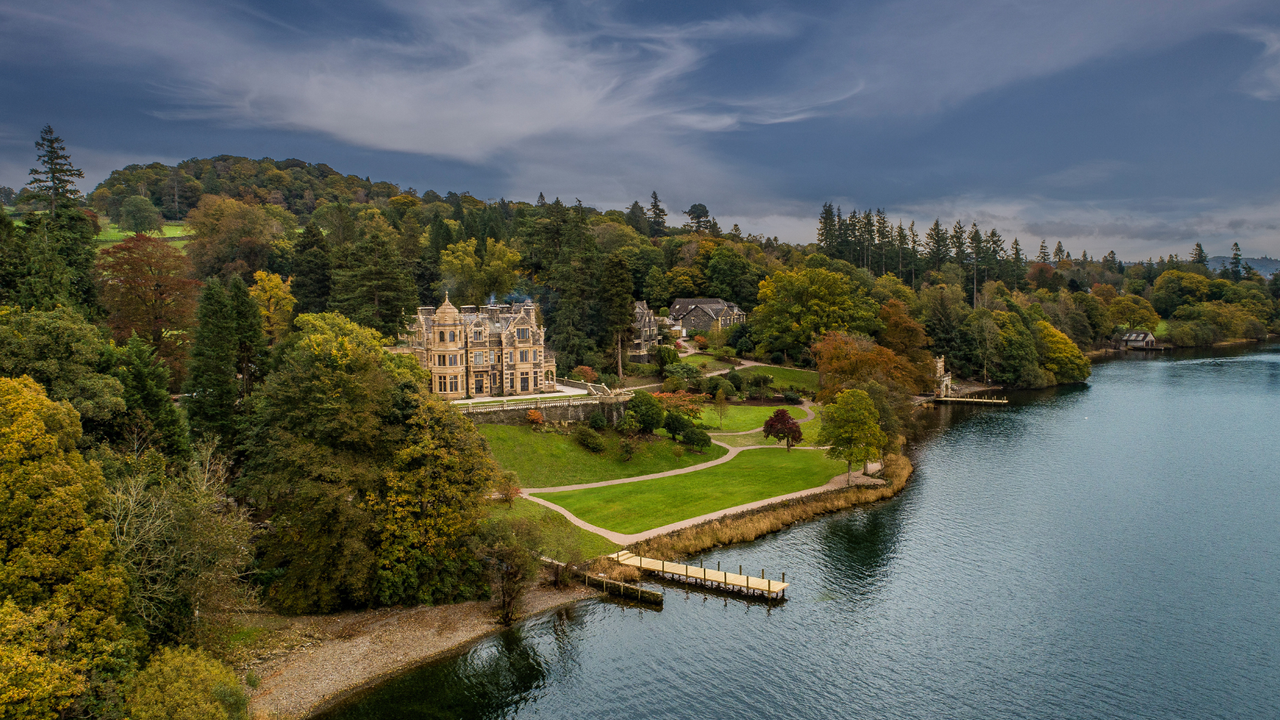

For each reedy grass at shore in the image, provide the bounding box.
[630,454,912,561]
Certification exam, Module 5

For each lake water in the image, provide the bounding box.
[320,344,1280,719]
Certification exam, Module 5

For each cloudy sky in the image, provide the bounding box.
[2,0,1280,259]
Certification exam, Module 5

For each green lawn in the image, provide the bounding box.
[487,498,620,561]
[531,448,846,534]
[703,403,804,432]
[683,354,734,372]
[479,424,728,488]
[738,365,820,393]
[97,222,189,243]
[711,413,823,448]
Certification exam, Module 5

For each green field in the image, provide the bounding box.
[530,448,846,534]
[702,403,804,432]
[739,365,821,393]
[713,414,824,448]
[683,354,734,372]
[97,222,189,242]
[486,498,620,560]
[479,424,728,488]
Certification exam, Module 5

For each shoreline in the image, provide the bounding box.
[246,581,601,720]
[249,455,915,718]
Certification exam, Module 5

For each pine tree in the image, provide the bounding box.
[647,191,667,235]
[601,252,635,378]
[624,201,650,236]
[292,223,331,314]
[926,219,950,270]
[227,276,268,399]
[184,279,239,443]
[329,213,419,338]
[1036,241,1051,263]
[1229,242,1243,282]
[817,202,838,254]
[1190,242,1208,266]
[114,336,190,459]
[26,125,84,217]
[1053,241,1066,262]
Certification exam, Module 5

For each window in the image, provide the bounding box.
[533,375,539,387]
[533,350,538,362]
[438,331,445,342]
[473,352,484,365]
[507,351,514,363]
[517,328,528,340]
[437,376,447,393]
[520,350,528,362]
[449,376,458,393]
[437,355,446,366]
[475,377,484,394]
[520,373,529,392]
[448,354,457,366]
[448,331,456,342]
[489,351,495,363]
[508,375,514,389]
[473,330,482,341]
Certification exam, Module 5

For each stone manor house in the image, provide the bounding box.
[397,295,555,400]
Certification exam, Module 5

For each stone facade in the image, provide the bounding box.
[399,295,556,400]
[630,300,661,362]
[668,298,746,333]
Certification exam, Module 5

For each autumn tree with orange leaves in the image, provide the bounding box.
[96,233,200,385]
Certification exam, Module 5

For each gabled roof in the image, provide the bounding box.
[1121,331,1155,341]
[669,297,742,320]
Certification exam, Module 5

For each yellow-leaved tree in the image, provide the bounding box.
[249,270,296,345]
[0,376,138,717]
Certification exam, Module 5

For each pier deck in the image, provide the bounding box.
[931,396,1008,405]
[609,551,788,599]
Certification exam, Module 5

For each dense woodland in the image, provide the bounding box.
[2,126,1279,719]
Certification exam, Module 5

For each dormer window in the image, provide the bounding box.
[517,328,529,340]
[473,330,482,341]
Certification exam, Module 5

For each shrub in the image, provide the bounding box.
[662,376,687,393]
[574,425,607,453]
[712,346,736,360]
[663,411,694,439]
[651,345,679,369]
[736,337,754,354]
[770,351,785,365]
[706,376,736,399]
[685,377,707,394]
[598,372,620,389]
[782,391,802,405]
[663,362,701,380]
[747,386,772,401]
[619,436,640,461]
[671,444,685,459]
[616,411,641,436]
[748,372,774,389]
[572,365,599,383]
[587,410,607,430]
[627,391,666,433]
[128,646,247,720]
[724,369,744,390]
[629,362,660,377]
[526,409,545,425]
[693,335,708,349]
[681,428,711,450]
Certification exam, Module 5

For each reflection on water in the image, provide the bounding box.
[322,343,1280,720]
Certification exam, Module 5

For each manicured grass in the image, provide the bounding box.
[531,448,846,534]
[683,353,734,372]
[711,414,823,448]
[478,424,728,488]
[738,365,820,393]
[702,403,804,432]
[97,222,189,242]
[487,498,620,560]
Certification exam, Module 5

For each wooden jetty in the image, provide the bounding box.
[931,395,1008,405]
[541,556,662,606]
[609,551,788,600]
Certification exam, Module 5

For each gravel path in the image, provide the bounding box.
[248,582,600,719]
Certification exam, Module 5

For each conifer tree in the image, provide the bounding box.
[624,201,650,236]
[601,252,635,378]
[292,222,331,314]
[24,126,97,311]
[1053,241,1066,262]
[817,202,838,254]
[925,219,951,270]
[1036,240,1051,263]
[227,276,268,399]
[647,191,667,236]
[1190,242,1208,266]
[114,336,190,459]
[184,279,238,443]
[1229,242,1243,281]
[329,212,418,338]
[27,125,84,217]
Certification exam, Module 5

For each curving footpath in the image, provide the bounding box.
[523,401,882,546]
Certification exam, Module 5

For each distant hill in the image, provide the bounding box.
[1207,255,1280,278]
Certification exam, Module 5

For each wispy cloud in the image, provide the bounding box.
[1239,27,1280,100]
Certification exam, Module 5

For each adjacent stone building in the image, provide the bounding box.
[398,295,555,400]
[668,298,746,333]
[630,300,661,362]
